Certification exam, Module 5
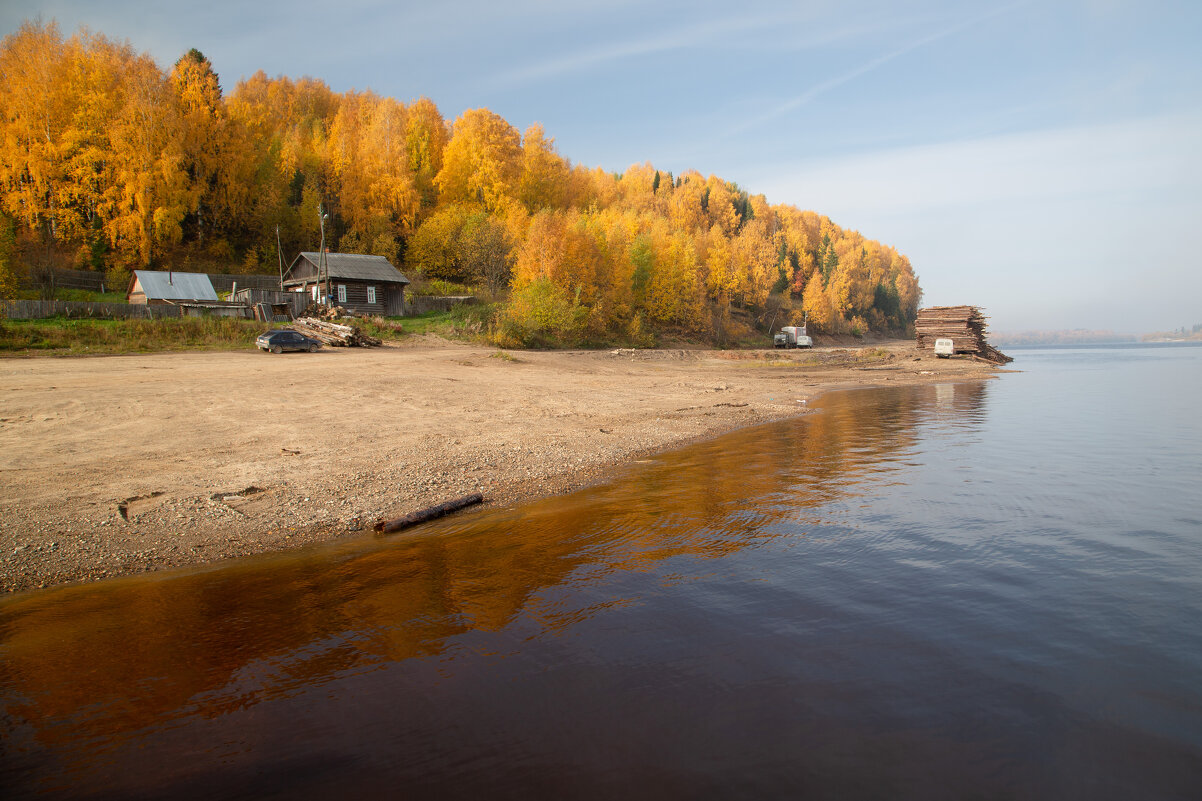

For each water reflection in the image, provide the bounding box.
[1,383,989,798]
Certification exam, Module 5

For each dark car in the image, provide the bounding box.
[256,329,322,354]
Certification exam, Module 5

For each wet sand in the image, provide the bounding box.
[0,338,1002,593]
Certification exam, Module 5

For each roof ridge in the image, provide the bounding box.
[301,251,387,259]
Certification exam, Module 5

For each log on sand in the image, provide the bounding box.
[374,493,485,534]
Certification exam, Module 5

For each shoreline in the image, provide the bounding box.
[1,339,1003,594]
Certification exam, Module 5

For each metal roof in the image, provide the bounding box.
[129,270,219,301]
[288,253,410,284]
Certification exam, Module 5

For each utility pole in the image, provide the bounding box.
[317,207,328,306]
[276,225,285,291]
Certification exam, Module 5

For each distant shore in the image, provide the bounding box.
[0,339,1003,594]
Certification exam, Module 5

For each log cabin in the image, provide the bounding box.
[283,252,409,316]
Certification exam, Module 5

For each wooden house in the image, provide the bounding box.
[127,270,219,305]
[282,252,409,316]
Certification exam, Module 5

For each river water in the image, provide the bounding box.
[3,344,1201,799]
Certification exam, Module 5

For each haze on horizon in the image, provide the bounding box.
[3,0,1199,334]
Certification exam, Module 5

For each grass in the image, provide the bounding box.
[396,304,496,340]
[16,288,127,303]
[354,316,407,341]
[0,316,268,355]
[1,297,868,357]
[0,307,431,356]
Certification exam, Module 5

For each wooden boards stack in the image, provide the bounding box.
[915,305,1012,364]
[292,317,382,347]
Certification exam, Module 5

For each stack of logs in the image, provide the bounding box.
[915,305,1012,364]
[292,317,382,347]
[300,303,354,320]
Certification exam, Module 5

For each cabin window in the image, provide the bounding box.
[311,285,318,301]
[366,286,377,305]
[337,284,347,303]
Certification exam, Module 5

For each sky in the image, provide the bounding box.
[3,0,1200,333]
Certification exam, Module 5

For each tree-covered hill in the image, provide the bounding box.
[0,20,920,345]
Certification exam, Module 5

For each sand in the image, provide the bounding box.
[0,338,1001,593]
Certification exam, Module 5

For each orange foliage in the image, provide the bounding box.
[0,17,920,340]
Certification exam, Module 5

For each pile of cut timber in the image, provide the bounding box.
[292,317,382,347]
[915,305,1012,364]
[301,303,355,320]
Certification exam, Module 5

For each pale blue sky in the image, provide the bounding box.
[4,0,1200,332]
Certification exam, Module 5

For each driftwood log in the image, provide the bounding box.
[374,493,484,534]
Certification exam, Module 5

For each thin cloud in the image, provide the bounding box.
[486,12,783,88]
[758,112,1202,214]
[721,0,1032,142]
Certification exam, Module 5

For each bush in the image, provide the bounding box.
[495,278,585,347]
[625,311,655,348]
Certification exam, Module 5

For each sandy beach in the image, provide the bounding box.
[0,338,1002,593]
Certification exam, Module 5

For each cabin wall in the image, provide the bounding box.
[331,280,388,316]
[282,276,406,317]
[287,258,320,283]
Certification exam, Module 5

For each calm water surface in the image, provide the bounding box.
[3,344,1201,799]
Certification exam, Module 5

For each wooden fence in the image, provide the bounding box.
[2,299,261,320]
[209,273,283,293]
[3,300,184,320]
[19,268,108,292]
[52,268,107,291]
[5,293,453,321]
[407,295,476,315]
[231,288,307,318]
[19,268,283,295]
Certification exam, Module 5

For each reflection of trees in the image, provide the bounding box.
[0,382,988,769]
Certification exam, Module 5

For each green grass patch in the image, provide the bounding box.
[395,309,457,335]
[396,303,496,340]
[0,316,267,355]
[16,288,127,303]
[0,306,479,356]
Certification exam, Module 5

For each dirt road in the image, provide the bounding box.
[0,339,1001,592]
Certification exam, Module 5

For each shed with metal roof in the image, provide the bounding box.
[127,271,219,305]
[283,252,409,316]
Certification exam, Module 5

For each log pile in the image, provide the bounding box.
[292,317,382,347]
[915,305,1012,364]
[301,303,355,320]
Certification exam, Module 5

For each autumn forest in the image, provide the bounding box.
[0,21,921,345]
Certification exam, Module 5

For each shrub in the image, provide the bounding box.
[496,277,585,346]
